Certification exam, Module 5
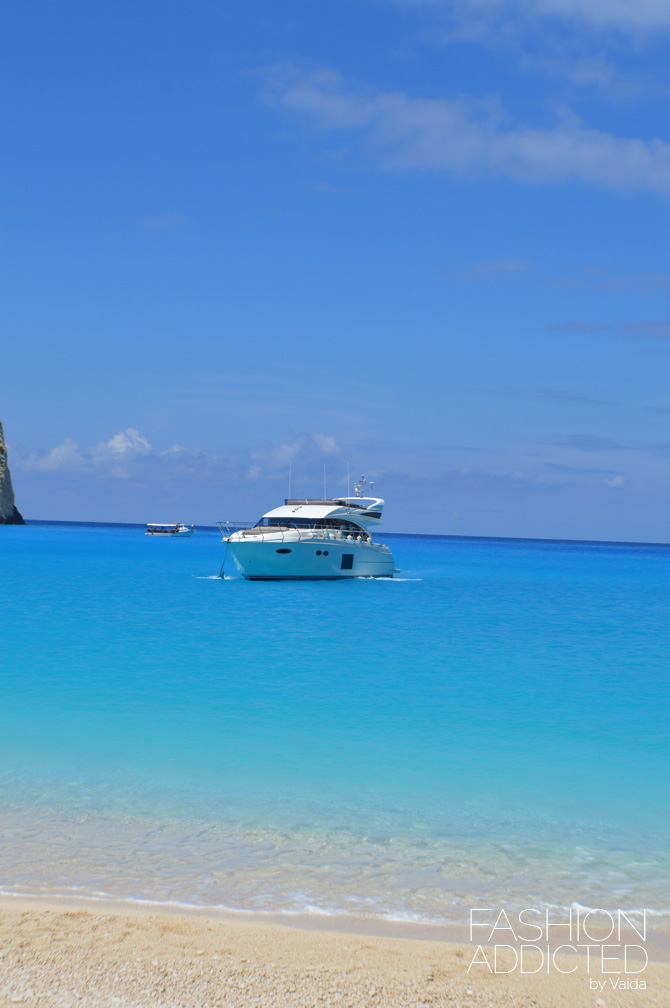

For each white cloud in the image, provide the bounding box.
[553,266,670,294]
[396,2,670,100]
[266,66,670,193]
[21,437,87,473]
[99,428,151,458]
[247,439,304,480]
[455,258,532,280]
[311,433,340,454]
[512,1,670,32]
[246,433,341,480]
[18,430,344,487]
[404,0,670,33]
[19,429,152,479]
[91,428,152,478]
[605,474,626,486]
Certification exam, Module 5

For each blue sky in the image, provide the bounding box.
[3,0,670,539]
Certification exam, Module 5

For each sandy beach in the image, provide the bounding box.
[0,896,668,1008]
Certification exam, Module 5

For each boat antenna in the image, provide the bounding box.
[347,461,350,499]
[288,461,292,499]
[323,463,327,499]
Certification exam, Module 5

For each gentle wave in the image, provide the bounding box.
[2,884,669,935]
[3,524,669,936]
[2,801,669,931]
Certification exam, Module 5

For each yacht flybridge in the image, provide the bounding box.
[218,476,396,579]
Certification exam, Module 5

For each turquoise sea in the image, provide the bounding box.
[1,522,669,928]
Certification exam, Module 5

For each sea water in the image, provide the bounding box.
[1,522,669,927]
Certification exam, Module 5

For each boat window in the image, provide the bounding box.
[341,554,354,570]
[256,517,365,531]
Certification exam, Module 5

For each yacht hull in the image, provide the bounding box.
[226,536,395,580]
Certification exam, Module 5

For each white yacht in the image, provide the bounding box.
[218,476,396,580]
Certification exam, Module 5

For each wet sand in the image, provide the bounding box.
[0,896,668,1007]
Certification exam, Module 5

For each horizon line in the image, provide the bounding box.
[20,518,670,550]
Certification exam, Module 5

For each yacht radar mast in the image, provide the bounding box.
[354,475,374,497]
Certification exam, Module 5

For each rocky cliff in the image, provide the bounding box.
[0,421,25,524]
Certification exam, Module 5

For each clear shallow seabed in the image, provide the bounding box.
[1,522,669,928]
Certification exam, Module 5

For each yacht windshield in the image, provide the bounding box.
[256,517,364,532]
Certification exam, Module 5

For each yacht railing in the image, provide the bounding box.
[216,521,384,546]
[217,521,255,535]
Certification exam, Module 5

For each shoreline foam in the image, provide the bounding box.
[1,892,668,962]
[1,893,668,1008]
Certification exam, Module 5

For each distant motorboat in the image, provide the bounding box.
[218,475,396,579]
[145,523,195,537]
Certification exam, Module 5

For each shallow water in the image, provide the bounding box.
[1,522,668,925]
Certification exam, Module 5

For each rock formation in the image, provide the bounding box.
[0,421,25,524]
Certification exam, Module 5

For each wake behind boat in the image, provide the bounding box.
[218,476,396,580]
[145,523,195,537]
